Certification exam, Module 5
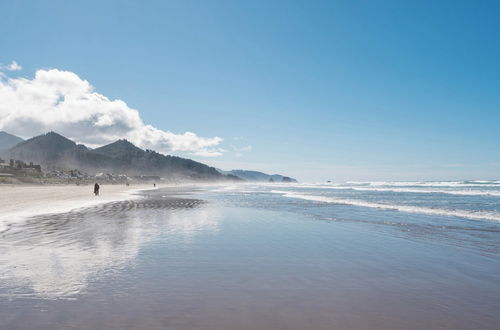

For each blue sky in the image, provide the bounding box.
[1,0,499,181]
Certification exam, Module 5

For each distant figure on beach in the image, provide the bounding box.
[154,183,156,188]
[94,183,100,196]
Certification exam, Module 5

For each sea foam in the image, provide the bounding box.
[271,190,500,222]
[296,185,500,197]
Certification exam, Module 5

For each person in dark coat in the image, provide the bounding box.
[94,183,100,196]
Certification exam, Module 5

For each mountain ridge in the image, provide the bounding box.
[218,169,297,182]
[3,132,227,181]
[2,131,297,182]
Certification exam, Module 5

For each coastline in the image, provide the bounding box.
[0,184,152,232]
[0,183,499,329]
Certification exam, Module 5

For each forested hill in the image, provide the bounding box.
[3,132,232,181]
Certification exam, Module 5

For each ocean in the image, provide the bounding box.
[1,181,500,329]
[227,180,500,253]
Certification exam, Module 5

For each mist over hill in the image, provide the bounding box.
[1,131,296,182]
[3,132,228,181]
[218,169,297,183]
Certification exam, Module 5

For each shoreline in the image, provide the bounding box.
[1,183,499,329]
[0,184,153,232]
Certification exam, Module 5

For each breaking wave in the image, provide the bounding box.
[297,185,500,197]
[271,190,500,222]
[344,181,500,187]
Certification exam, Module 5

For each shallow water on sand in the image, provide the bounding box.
[1,185,500,329]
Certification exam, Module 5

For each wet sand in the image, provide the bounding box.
[0,184,151,232]
[1,186,499,329]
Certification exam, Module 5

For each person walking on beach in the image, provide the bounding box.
[94,183,100,196]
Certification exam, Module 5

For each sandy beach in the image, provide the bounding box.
[0,184,151,232]
[1,183,500,329]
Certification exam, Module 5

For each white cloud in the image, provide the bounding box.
[0,66,224,156]
[1,60,22,71]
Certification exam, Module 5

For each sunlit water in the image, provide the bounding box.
[1,182,500,329]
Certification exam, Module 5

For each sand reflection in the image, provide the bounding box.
[0,196,218,299]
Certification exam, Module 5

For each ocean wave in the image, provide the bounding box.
[344,181,500,187]
[295,185,500,197]
[270,190,500,222]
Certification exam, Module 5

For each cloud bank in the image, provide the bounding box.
[0,65,223,156]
